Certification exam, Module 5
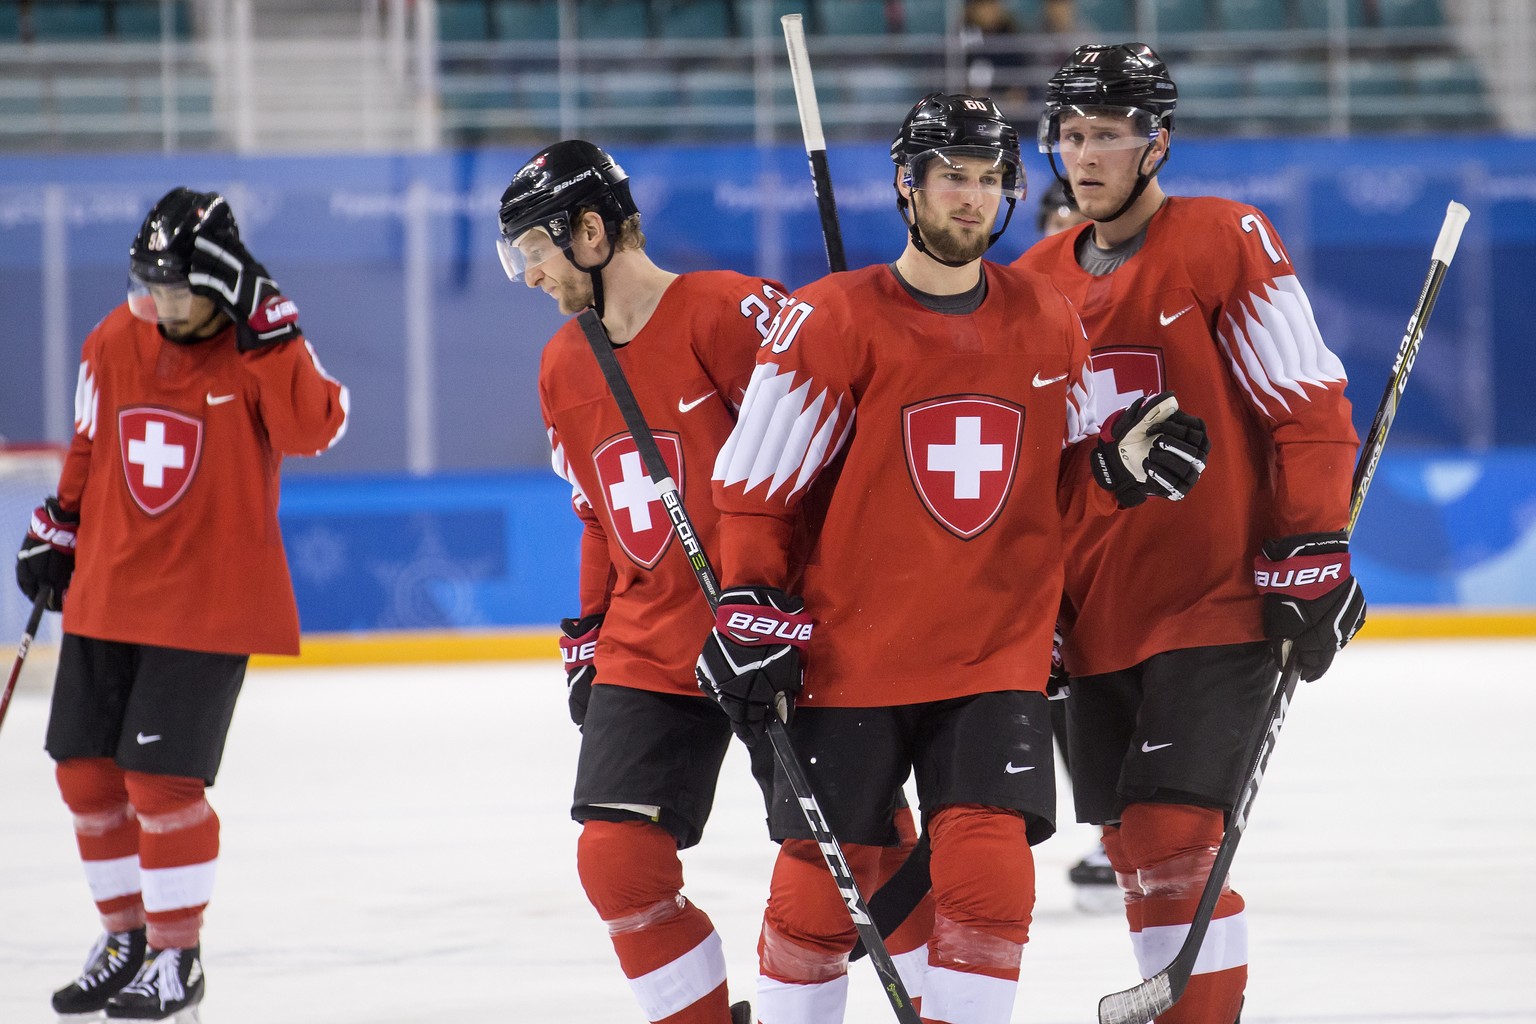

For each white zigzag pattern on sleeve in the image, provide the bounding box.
[1222,275,1346,419]
[715,363,848,502]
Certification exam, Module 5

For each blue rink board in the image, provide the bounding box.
[278,449,1536,633]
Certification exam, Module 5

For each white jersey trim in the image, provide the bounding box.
[1220,275,1345,419]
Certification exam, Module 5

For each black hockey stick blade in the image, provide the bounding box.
[0,587,49,734]
[1097,199,1469,1024]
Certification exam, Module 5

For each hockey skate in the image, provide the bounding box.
[104,944,203,1022]
[1069,842,1121,914]
[53,928,147,1018]
[730,1000,752,1024]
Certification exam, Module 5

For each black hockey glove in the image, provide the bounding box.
[1090,391,1210,508]
[16,496,77,612]
[188,233,302,353]
[696,587,812,743]
[1047,623,1070,700]
[1254,531,1367,682]
[559,613,603,729]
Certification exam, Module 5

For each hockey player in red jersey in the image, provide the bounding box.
[696,95,1209,1024]
[1014,44,1369,1023]
[499,139,792,1024]
[14,188,348,1022]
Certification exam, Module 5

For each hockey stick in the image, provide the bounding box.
[1098,199,1471,1024]
[781,13,847,274]
[0,588,50,734]
[574,308,921,1024]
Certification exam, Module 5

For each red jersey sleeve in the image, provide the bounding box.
[242,337,349,456]
[712,284,859,589]
[1210,206,1357,534]
[56,323,106,515]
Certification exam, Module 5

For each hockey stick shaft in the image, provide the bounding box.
[0,588,49,734]
[1099,200,1471,1024]
[575,309,921,1024]
[781,14,847,274]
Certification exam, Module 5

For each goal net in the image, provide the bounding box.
[0,444,66,648]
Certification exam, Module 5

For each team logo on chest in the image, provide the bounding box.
[592,431,684,569]
[903,395,1024,540]
[118,407,204,516]
[1087,347,1166,423]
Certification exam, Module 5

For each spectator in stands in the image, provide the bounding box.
[962,0,1028,113]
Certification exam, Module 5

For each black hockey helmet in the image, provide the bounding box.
[889,93,1024,265]
[1038,43,1177,224]
[1041,42,1177,129]
[497,140,639,316]
[127,187,237,325]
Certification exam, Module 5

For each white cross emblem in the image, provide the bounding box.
[127,420,186,489]
[607,451,657,533]
[1092,366,1146,419]
[927,416,1003,499]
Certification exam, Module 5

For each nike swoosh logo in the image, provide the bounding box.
[206,393,237,406]
[1140,741,1173,753]
[136,732,162,745]
[1032,372,1068,388]
[1004,762,1035,774]
[1159,305,1195,327]
[678,393,713,413]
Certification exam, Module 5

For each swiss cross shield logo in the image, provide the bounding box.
[592,432,683,569]
[903,395,1024,540]
[1088,347,1166,422]
[118,407,203,516]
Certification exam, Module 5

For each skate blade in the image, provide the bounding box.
[1073,883,1125,915]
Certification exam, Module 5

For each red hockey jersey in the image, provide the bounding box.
[712,262,1114,708]
[1014,196,1359,676]
[539,271,789,697]
[56,304,349,656]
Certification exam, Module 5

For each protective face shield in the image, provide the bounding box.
[904,145,1026,202]
[496,220,572,283]
[126,260,195,324]
[1038,105,1163,158]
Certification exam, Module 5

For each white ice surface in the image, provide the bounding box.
[2,639,1533,1023]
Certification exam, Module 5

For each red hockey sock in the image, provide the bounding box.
[1118,803,1247,1024]
[124,772,217,950]
[577,820,730,1023]
[922,804,1032,1024]
[56,758,144,934]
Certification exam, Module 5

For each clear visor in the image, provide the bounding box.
[1038,106,1161,155]
[497,223,572,282]
[906,146,1025,201]
[126,273,194,324]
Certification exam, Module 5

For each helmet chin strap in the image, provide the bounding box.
[899,188,1017,268]
[564,230,621,320]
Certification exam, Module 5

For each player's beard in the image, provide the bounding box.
[913,196,993,264]
[552,273,595,316]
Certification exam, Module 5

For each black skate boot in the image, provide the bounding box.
[52,928,147,1017]
[730,1000,753,1024]
[1068,842,1121,914]
[105,944,204,1022]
